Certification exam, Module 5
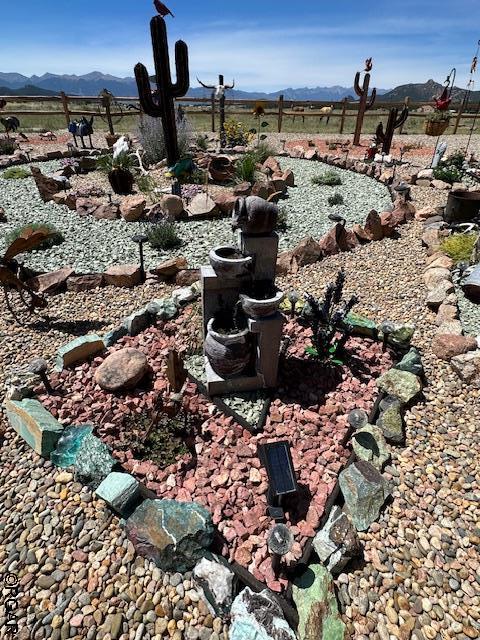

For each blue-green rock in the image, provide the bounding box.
[146,298,178,321]
[376,368,422,404]
[4,398,63,456]
[103,326,128,348]
[339,461,391,531]
[376,397,404,444]
[395,347,424,377]
[229,587,296,640]
[50,424,93,467]
[352,424,390,470]
[344,312,377,339]
[125,499,214,572]
[122,308,153,336]
[95,472,140,516]
[385,324,415,351]
[74,433,115,488]
[56,334,104,370]
[292,564,347,640]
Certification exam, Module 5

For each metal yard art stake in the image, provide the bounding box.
[135,14,190,172]
[353,57,377,146]
[465,40,480,154]
[197,75,235,148]
[430,68,456,167]
[375,105,409,155]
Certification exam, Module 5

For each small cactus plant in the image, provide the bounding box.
[375,106,409,154]
[353,60,377,146]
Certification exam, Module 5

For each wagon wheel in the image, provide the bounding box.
[96,90,126,126]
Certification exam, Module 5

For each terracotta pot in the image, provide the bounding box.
[209,156,235,182]
[205,318,251,378]
[209,246,253,278]
[239,289,285,319]
[424,119,449,136]
[108,168,134,195]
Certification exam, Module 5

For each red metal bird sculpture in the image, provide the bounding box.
[434,86,451,111]
[154,0,174,17]
[365,57,373,72]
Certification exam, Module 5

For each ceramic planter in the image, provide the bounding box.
[108,168,134,195]
[239,289,285,319]
[205,318,251,377]
[209,246,253,278]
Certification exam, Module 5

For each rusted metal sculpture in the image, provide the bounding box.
[197,75,235,147]
[135,15,189,168]
[0,226,56,321]
[375,105,409,154]
[353,58,377,146]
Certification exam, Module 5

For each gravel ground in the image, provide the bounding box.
[0,145,479,639]
[0,157,391,273]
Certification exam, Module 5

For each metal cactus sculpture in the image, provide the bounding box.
[134,15,189,168]
[197,75,235,148]
[353,58,377,146]
[375,106,409,155]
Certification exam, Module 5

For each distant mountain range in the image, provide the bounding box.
[0,72,478,103]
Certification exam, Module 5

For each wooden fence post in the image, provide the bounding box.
[339,97,347,134]
[278,94,284,133]
[399,96,409,134]
[211,92,215,132]
[60,92,71,127]
[453,97,465,134]
[101,90,115,135]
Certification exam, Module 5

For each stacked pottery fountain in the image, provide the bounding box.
[202,196,285,395]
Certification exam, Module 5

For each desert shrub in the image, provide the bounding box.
[224,119,253,147]
[2,167,30,180]
[445,151,466,170]
[0,138,17,155]
[328,192,344,206]
[234,151,259,183]
[440,233,478,264]
[5,223,64,250]
[136,115,192,165]
[276,207,289,232]
[136,174,157,197]
[195,134,208,151]
[254,141,277,164]
[96,151,136,172]
[432,163,463,184]
[147,221,182,250]
[311,170,342,186]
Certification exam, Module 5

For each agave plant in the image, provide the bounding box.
[300,269,358,363]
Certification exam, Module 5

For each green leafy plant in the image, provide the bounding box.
[2,167,31,180]
[195,134,208,151]
[311,170,342,186]
[0,138,17,155]
[440,233,478,264]
[147,221,182,250]
[445,150,466,170]
[135,174,158,202]
[432,163,463,184]
[426,110,450,124]
[223,119,253,147]
[276,207,289,232]
[234,151,260,184]
[254,141,277,164]
[96,151,136,172]
[5,223,64,250]
[328,192,344,206]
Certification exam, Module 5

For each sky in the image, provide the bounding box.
[2,0,480,90]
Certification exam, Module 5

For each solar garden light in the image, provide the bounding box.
[328,213,346,227]
[132,233,148,282]
[28,358,53,395]
[379,320,395,352]
[394,181,411,201]
[268,523,294,576]
[287,290,299,318]
[257,440,298,520]
[347,408,368,430]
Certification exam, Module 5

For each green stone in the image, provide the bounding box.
[103,326,128,348]
[95,472,140,516]
[339,460,391,531]
[50,424,93,467]
[376,400,404,444]
[352,424,390,470]
[4,398,63,456]
[395,347,424,377]
[385,324,415,350]
[344,312,377,339]
[292,564,347,640]
[56,334,104,370]
[376,368,422,404]
[146,297,178,321]
[74,433,115,488]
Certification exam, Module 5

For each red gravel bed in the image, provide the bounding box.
[40,307,393,591]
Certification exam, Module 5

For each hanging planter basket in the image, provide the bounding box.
[425,118,450,136]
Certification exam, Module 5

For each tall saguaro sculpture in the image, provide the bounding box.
[375,106,409,155]
[197,75,235,147]
[353,59,376,146]
[135,15,190,168]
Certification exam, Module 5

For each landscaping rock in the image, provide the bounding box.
[251,181,269,200]
[146,297,178,320]
[125,499,214,572]
[120,195,146,222]
[312,506,360,574]
[426,280,455,309]
[435,303,459,325]
[94,348,148,391]
[56,334,105,370]
[229,587,296,640]
[345,312,377,339]
[67,273,104,292]
[376,368,422,404]
[30,166,64,202]
[74,433,115,488]
[352,223,370,243]
[92,202,120,220]
[51,192,77,210]
[187,193,220,219]
[213,192,237,214]
[159,194,184,220]
[4,398,63,456]
[385,323,415,351]
[291,236,322,267]
[450,350,480,385]
[262,156,281,174]
[28,267,75,294]
[150,257,187,279]
[172,285,200,306]
[317,223,350,256]
[432,179,451,190]
[122,308,153,336]
[363,209,383,241]
[175,269,200,286]
[103,325,129,348]
[104,264,141,288]
[395,347,424,377]
[437,319,463,335]
[424,267,452,290]
[339,460,391,531]
[376,397,404,444]
[426,254,454,270]
[292,564,347,640]
[193,556,235,615]
[352,424,390,470]
[432,334,478,361]
[233,182,252,197]
[283,169,295,187]
[50,424,93,468]
[95,472,140,516]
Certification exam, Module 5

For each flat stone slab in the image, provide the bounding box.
[56,334,105,370]
[4,398,63,456]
